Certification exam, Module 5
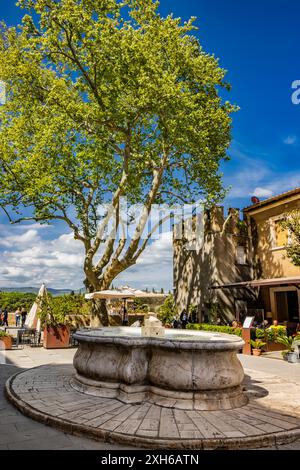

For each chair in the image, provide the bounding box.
[17,328,37,347]
[31,330,42,347]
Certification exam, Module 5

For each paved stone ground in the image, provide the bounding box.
[6,362,300,449]
[0,365,134,450]
[1,347,300,449]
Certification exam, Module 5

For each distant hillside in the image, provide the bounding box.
[0,287,82,296]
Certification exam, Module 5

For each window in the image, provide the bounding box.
[236,246,246,264]
[270,217,289,249]
[274,220,288,247]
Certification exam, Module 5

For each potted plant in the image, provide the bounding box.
[276,334,300,363]
[0,330,13,350]
[39,295,73,349]
[281,350,288,361]
[250,339,266,356]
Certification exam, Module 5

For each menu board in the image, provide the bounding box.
[242,316,255,329]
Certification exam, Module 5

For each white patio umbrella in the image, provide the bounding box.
[25,283,47,332]
[85,286,167,325]
[85,289,133,300]
[85,286,167,300]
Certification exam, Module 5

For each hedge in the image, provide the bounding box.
[187,323,242,337]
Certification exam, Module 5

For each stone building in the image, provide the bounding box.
[173,188,300,324]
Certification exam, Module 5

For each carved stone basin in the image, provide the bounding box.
[72,327,247,410]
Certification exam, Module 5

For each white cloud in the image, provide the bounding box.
[115,232,173,290]
[0,224,173,291]
[253,187,273,198]
[0,227,85,289]
[0,229,40,248]
[223,142,300,202]
[283,135,297,145]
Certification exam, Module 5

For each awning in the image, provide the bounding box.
[211,276,300,290]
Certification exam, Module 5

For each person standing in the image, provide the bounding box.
[15,307,21,327]
[3,308,8,327]
[180,309,188,329]
[21,308,27,327]
[122,306,129,326]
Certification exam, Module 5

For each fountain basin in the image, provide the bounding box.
[72,327,247,410]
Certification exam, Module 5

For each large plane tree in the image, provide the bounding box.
[0,0,235,324]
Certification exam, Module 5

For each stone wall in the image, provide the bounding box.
[173,207,253,322]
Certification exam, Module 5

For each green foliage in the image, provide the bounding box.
[279,210,300,266]
[0,0,236,299]
[39,294,88,327]
[131,298,149,313]
[158,294,177,325]
[281,350,288,360]
[256,325,286,342]
[276,334,300,352]
[188,304,198,316]
[250,339,266,350]
[187,323,242,337]
[0,292,36,311]
[0,330,11,338]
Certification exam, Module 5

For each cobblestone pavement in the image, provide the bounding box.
[1,347,300,449]
[0,363,134,449]
[6,363,300,449]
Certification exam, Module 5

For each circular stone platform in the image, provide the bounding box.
[5,364,300,450]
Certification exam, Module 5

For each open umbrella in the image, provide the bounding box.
[85,287,167,325]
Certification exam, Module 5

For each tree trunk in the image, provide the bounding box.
[90,299,109,327]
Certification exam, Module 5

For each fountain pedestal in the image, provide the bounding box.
[72,327,247,410]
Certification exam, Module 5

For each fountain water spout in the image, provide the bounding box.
[141,315,165,337]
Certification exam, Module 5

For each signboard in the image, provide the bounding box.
[242,316,255,329]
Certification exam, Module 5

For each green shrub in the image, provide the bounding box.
[158,295,177,325]
[187,323,242,337]
[39,294,88,327]
[256,325,287,342]
[131,298,149,313]
[0,292,36,311]
[0,330,10,338]
[255,328,266,340]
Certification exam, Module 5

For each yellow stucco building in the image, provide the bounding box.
[173,187,300,326]
[243,187,300,324]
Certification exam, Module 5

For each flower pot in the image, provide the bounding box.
[43,326,70,349]
[252,348,262,356]
[0,335,12,350]
[287,352,299,363]
[282,352,288,361]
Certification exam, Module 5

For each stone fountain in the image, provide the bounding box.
[72,317,247,411]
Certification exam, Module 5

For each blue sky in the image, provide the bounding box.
[0,0,299,290]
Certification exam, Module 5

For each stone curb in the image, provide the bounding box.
[5,369,300,450]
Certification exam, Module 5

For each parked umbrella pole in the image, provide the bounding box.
[122,297,128,325]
